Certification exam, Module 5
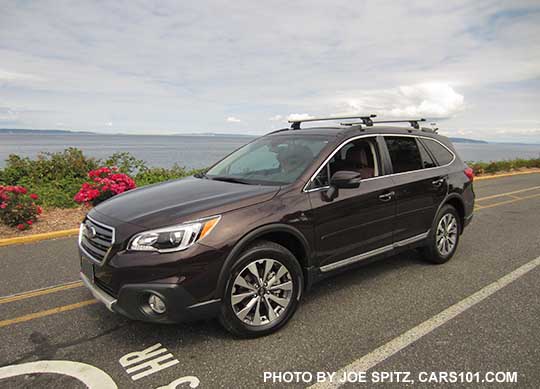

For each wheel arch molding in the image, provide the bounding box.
[215,223,312,298]
[436,193,466,233]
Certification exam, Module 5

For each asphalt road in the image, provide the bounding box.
[1,173,539,388]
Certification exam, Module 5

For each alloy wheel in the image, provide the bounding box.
[436,213,458,256]
[230,258,293,326]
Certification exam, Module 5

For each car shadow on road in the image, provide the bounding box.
[110,248,432,345]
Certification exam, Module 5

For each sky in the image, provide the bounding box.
[1,0,539,142]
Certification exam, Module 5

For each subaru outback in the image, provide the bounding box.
[79,115,475,337]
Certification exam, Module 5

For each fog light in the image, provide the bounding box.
[148,294,166,314]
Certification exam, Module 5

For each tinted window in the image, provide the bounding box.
[310,137,379,189]
[418,141,437,168]
[385,137,423,173]
[422,139,454,166]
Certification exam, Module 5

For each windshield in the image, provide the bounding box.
[205,135,330,185]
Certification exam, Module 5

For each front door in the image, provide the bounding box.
[305,136,396,270]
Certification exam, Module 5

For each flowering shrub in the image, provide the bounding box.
[0,185,42,230]
[74,167,136,206]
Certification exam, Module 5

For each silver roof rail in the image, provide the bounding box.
[289,114,376,130]
[341,118,426,130]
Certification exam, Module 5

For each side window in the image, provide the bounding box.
[384,137,423,173]
[309,137,380,189]
[418,140,437,168]
[422,139,454,166]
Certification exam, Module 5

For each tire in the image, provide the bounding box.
[420,204,461,264]
[219,240,303,338]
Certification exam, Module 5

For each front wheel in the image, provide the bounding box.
[420,204,461,264]
[219,241,303,337]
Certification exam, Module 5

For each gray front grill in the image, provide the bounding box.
[79,216,115,264]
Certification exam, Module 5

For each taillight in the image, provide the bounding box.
[464,167,474,182]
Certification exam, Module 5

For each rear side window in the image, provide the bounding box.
[418,141,437,168]
[385,137,423,173]
[422,139,454,166]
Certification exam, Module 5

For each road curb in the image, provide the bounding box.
[0,228,79,247]
[476,170,540,181]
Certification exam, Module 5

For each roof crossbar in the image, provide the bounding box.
[289,114,376,130]
[340,118,426,130]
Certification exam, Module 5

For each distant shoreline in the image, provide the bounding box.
[0,127,488,144]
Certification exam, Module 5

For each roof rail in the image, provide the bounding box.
[340,118,426,130]
[289,114,376,130]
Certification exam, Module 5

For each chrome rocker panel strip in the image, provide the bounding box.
[320,231,429,272]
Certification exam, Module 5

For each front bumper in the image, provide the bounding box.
[80,271,221,323]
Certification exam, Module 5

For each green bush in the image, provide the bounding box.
[467,158,540,175]
[0,148,202,208]
[4,147,537,209]
[135,165,204,186]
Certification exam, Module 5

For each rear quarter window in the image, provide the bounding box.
[422,139,454,166]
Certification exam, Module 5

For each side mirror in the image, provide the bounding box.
[321,170,362,202]
[330,170,362,189]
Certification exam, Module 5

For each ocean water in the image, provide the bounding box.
[0,133,539,169]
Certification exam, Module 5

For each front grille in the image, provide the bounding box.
[79,216,115,264]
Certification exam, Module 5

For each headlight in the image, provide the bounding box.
[128,216,220,253]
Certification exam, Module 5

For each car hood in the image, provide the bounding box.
[91,176,279,229]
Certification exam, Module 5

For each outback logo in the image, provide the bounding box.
[83,223,97,239]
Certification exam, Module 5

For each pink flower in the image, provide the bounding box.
[0,202,7,209]
[27,220,33,225]
[17,224,26,231]
[30,193,39,200]
[37,206,43,214]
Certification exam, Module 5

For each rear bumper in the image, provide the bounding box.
[80,272,221,323]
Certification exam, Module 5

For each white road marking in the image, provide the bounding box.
[0,360,117,388]
[119,343,179,381]
[309,255,540,389]
[157,376,200,389]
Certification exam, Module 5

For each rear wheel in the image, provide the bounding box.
[420,204,461,264]
[219,241,303,337]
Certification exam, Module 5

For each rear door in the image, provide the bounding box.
[383,135,448,243]
[306,136,396,270]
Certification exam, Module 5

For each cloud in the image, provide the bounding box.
[226,116,241,123]
[286,113,314,121]
[0,68,43,83]
[0,1,539,141]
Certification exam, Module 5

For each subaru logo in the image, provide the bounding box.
[83,223,97,239]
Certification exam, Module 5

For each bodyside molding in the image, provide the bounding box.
[319,231,429,272]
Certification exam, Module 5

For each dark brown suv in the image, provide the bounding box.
[79,116,475,337]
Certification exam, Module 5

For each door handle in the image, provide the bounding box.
[378,191,395,202]
[432,178,445,187]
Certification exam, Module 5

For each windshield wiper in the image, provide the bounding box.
[209,175,252,185]
[194,172,208,179]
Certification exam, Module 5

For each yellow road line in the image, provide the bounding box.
[476,170,540,181]
[0,281,83,305]
[476,185,540,202]
[0,299,97,328]
[0,228,79,247]
[475,192,540,210]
